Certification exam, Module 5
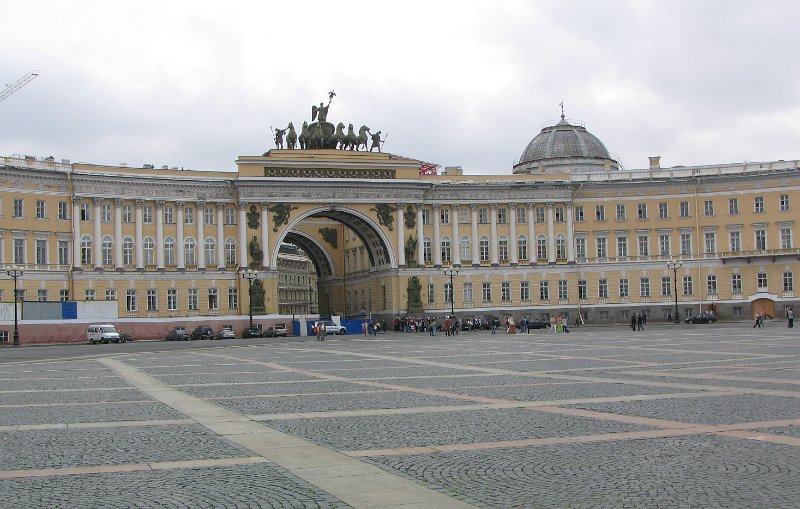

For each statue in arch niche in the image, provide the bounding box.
[250,279,266,314]
[249,235,263,269]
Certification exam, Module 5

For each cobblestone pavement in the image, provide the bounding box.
[0,323,798,508]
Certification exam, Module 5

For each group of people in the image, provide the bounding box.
[361,321,382,336]
[753,310,768,328]
[630,311,647,331]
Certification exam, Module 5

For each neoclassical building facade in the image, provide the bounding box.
[1,115,798,339]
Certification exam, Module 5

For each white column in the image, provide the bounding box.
[396,203,406,267]
[470,204,479,265]
[238,204,248,268]
[260,203,270,269]
[196,201,205,270]
[547,202,556,263]
[93,198,102,269]
[114,199,123,269]
[452,205,461,266]
[72,198,82,269]
[433,204,442,267]
[216,205,225,268]
[509,202,518,265]
[416,204,424,265]
[155,201,165,269]
[176,201,185,270]
[527,203,536,264]
[566,204,575,263]
[490,204,499,265]
[134,199,144,270]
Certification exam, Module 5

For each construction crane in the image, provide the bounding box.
[0,70,39,103]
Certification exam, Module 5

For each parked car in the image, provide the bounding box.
[242,325,263,338]
[685,314,718,324]
[264,323,288,337]
[320,320,347,335]
[216,325,235,340]
[526,318,550,329]
[87,324,122,344]
[165,327,190,341]
[191,325,215,340]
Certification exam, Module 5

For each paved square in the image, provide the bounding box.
[0,323,798,508]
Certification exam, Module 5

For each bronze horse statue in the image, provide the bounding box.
[299,121,310,150]
[356,125,370,151]
[286,122,297,149]
[344,124,357,151]
[334,122,347,150]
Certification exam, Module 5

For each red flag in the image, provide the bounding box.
[419,162,438,175]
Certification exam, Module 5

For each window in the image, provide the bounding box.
[102,236,113,265]
[204,238,216,266]
[421,208,431,225]
[144,237,155,266]
[460,236,471,262]
[188,288,199,310]
[784,272,794,292]
[731,274,742,294]
[661,277,672,296]
[578,280,587,299]
[536,207,545,223]
[707,275,717,295]
[126,289,137,312]
[204,207,215,225]
[537,235,548,259]
[658,202,668,219]
[598,279,608,298]
[184,206,194,224]
[60,289,69,302]
[36,200,46,219]
[638,235,649,257]
[517,235,528,260]
[554,207,564,222]
[637,203,647,220]
[616,204,626,221]
[123,237,134,265]
[13,198,23,218]
[680,233,691,256]
[754,196,764,213]
[441,237,451,263]
[224,207,236,225]
[619,278,629,298]
[520,281,530,301]
[459,207,470,224]
[640,278,650,297]
[539,281,549,300]
[729,198,739,215]
[58,240,69,266]
[556,235,566,259]
[147,288,158,311]
[755,229,767,251]
[164,206,175,224]
[574,206,584,222]
[558,280,568,300]
[575,238,586,260]
[704,232,716,254]
[38,289,47,302]
[164,237,176,266]
[208,288,218,310]
[617,236,628,257]
[81,235,92,264]
[482,282,492,302]
[479,236,489,262]
[501,281,511,301]
[595,205,606,221]
[679,201,690,218]
[225,238,237,266]
[659,234,671,257]
[757,272,767,290]
[101,203,112,222]
[423,237,432,263]
[142,205,153,223]
[683,275,693,296]
[463,282,473,303]
[780,227,792,249]
[779,194,789,211]
[729,231,741,252]
[35,239,47,265]
[228,288,238,310]
[516,206,527,223]
[80,202,90,221]
[498,237,508,262]
[167,288,178,311]
[85,289,96,301]
[496,207,507,224]
[122,205,133,223]
[704,200,714,216]
[478,208,488,224]
[105,289,117,301]
[596,237,607,258]
[58,201,68,220]
[185,238,196,266]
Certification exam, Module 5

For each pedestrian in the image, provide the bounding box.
[631,312,637,332]
[788,308,794,328]
[550,316,556,333]
[637,312,644,331]
[491,320,496,334]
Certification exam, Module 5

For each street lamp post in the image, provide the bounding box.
[239,269,258,328]
[667,259,682,323]
[6,267,23,346]
[443,268,458,317]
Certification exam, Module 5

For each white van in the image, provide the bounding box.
[87,324,123,344]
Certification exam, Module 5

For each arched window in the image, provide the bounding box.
[101,236,113,265]
[80,235,92,265]
[498,236,509,262]
[460,236,471,262]
[122,236,134,266]
[517,235,528,261]
[225,238,237,266]
[143,237,155,266]
[204,237,216,266]
[441,236,451,263]
[423,237,432,263]
[556,234,566,259]
[537,235,547,260]
[184,238,196,266]
[479,236,490,262]
[164,237,175,266]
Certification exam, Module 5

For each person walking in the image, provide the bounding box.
[636,312,644,331]
[787,308,794,328]
[631,312,637,332]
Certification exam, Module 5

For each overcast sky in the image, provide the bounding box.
[1,1,798,175]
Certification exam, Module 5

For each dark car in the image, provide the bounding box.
[165,327,190,341]
[526,318,550,329]
[264,323,288,337]
[242,325,263,338]
[685,314,717,324]
[191,325,214,340]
